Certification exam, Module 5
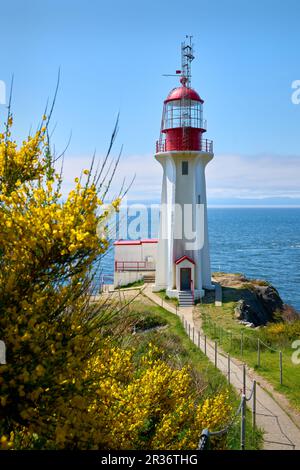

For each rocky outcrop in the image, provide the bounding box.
[212,273,285,327]
[234,285,283,326]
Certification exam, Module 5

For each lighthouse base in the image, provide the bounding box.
[165,288,205,301]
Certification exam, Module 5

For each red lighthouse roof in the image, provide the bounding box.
[164,86,204,104]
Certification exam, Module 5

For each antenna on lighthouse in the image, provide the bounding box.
[162,35,195,85]
[181,35,194,88]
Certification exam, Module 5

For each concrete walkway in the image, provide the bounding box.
[143,285,300,450]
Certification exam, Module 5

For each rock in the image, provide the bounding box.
[213,272,285,327]
[234,284,284,326]
[238,319,255,328]
[234,300,245,319]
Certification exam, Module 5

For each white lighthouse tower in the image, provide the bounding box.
[153,38,214,305]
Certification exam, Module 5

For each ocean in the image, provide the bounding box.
[100,208,300,312]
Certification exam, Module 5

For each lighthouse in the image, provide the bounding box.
[153,38,214,305]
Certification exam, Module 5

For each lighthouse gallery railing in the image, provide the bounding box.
[156,137,213,153]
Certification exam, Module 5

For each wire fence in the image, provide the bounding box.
[202,313,284,386]
[178,317,258,450]
[143,293,297,450]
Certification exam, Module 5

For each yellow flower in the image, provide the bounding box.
[35,365,45,377]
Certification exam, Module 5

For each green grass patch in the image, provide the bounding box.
[155,289,179,307]
[117,279,145,289]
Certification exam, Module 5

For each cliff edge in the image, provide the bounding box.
[211,273,296,327]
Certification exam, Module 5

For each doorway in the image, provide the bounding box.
[180,268,191,291]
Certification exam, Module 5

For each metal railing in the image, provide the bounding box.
[198,370,257,450]
[156,137,213,153]
[115,260,155,272]
[88,273,114,295]
[202,314,284,386]
[170,303,260,450]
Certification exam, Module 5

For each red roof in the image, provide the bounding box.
[175,255,195,265]
[165,86,203,104]
[114,239,158,246]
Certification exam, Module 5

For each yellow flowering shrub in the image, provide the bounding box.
[261,320,300,347]
[0,113,232,450]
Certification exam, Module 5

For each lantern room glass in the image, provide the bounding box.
[163,99,203,130]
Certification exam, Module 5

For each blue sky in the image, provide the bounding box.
[0,0,300,205]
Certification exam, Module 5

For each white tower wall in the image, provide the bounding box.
[153,150,214,299]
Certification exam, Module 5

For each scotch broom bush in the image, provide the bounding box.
[0,109,232,450]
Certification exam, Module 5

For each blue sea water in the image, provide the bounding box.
[100,208,300,312]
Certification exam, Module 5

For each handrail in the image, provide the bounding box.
[203,312,281,353]
[198,395,244,449]
[115,260,155,272]
[156,137,213,153]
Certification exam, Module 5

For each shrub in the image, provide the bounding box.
[0,110,233,450]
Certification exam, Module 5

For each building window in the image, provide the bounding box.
[197,195,201,204]
[182,161,188,175]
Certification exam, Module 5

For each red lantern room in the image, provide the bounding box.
[156,38,213,154]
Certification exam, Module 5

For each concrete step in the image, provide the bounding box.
[143,276,155,283]
[178,290,194,307]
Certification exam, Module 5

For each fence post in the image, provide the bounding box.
[198,330,200,348]
[204,335,207,355]
[215,341,217,368]
[188,323,191,338]
[241,331,244,357]
[198,429,210,450]
[228,354,230,384]
[243,363,246,394]
[230,331,232,350]
[279,351,283,385]
[257,338,260,368]
[176,304,178,315]
[193,327,195,343]
[241,394,246,450]
[252,380,256,429]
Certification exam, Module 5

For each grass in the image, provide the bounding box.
[155,289,179,307]
[197,286,300,412]
[128,299,263,450]
[116,279,145,289]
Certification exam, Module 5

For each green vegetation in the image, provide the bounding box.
[129,299,263,450]
[197,287,300,411]
[156,289,179,307]
[117,279,145,289]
